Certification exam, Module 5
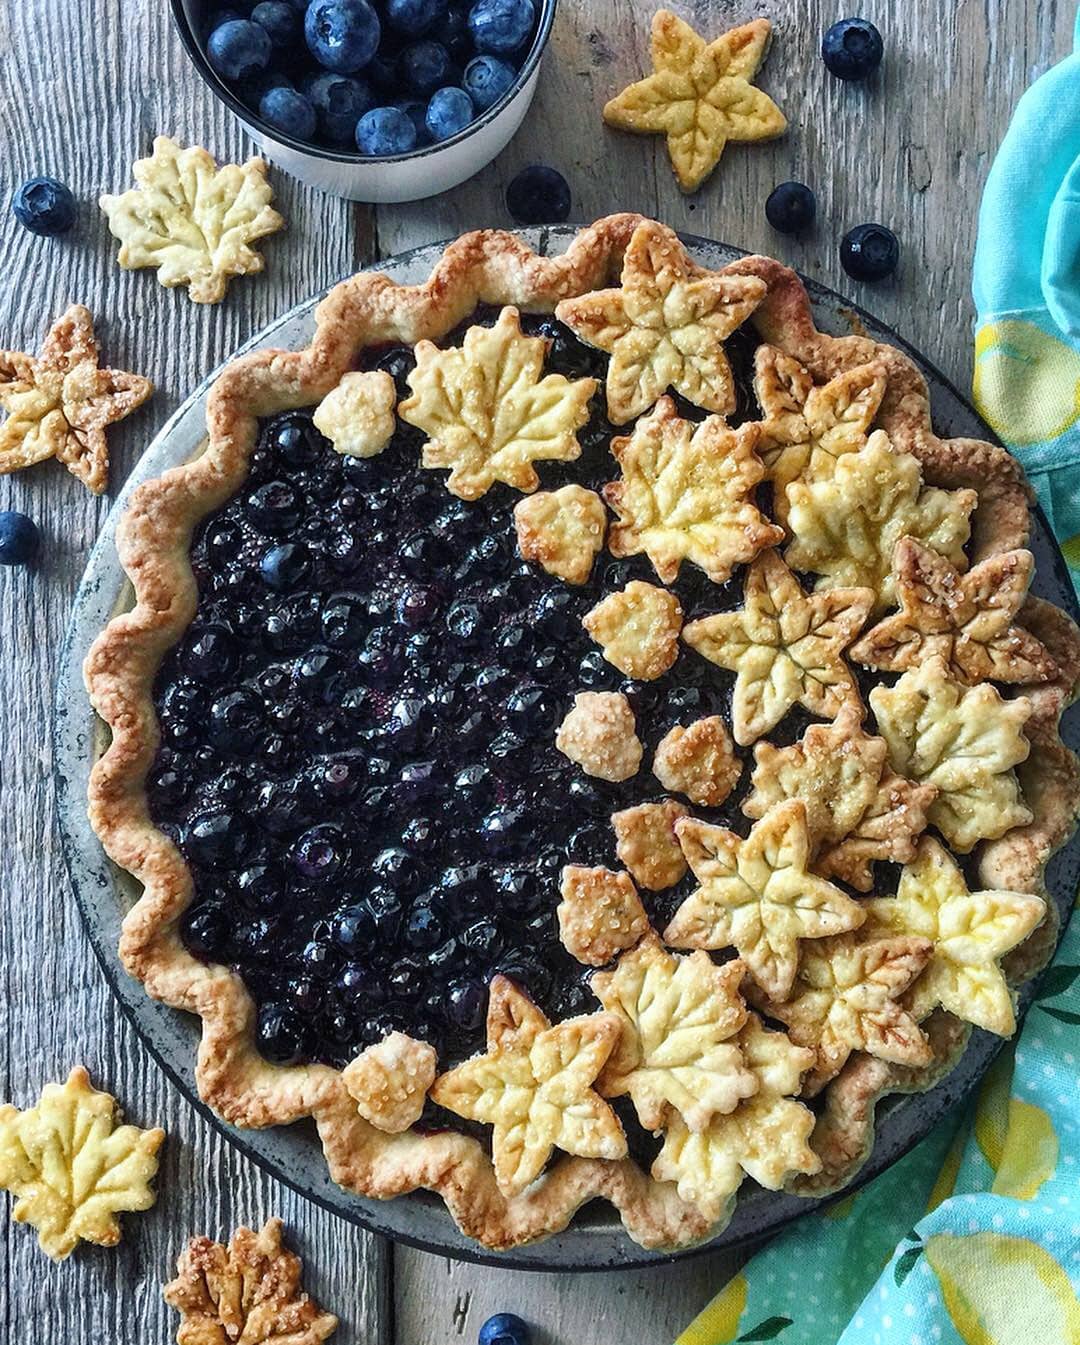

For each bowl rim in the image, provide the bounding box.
[169,0,558,166]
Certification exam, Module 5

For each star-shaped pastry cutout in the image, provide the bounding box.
[682,548,873,745]
[851,539,1058,686]
[0,305,152,493]
[555,220,767,423]
[592,932,755,1132]
[743,702,936,892]
[664,802,866,1000]
[399,306,597,499]
[865,838,1045,1036]
[602,12,787,192]
[753,345,887,526]
[651,1015,819,1222]
[430,976,626,1197]
[601,396,783,585]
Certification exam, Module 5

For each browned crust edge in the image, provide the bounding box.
[83,223,1080,1250]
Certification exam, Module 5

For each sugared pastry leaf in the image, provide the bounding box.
[743,702,936,892]
[556,691,643,782]
[602,13,786,193]
[602,396,782,585]
[591,932,755,1132]
[583,580,683,680]
[0,1066,164,1260]
[514,484,607,584]
[785,431,977,611]
[682,549,873,745]
[864,838,1045,1036]
[555,220,767,421]
[312,370,396,459]
[869,656,1033,852]
[651,1015,819,1221]
[652,715,741,808]
[99,137,284,304]
[851,539,1058,685]
[430,977,626,1198]
[611,799,690,890]
[342,1032,437,1134]
[557,865,650,966]
[752,934,935,1092]
[399,306,596,500]
[163,1218,338,1345]
[0,305,152,494]
[665,803,865,1001]
[753,345,887,526]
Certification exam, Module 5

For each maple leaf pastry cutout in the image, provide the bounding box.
[864,838,1045,1037]
[850,538,1058,685]
[753,345,887,526]
[664,802,866,1001]
[399,306,597,500]
[868,655,1033,853]
[555,220,766,423]
[591,932,755,1132]
[430,976,626,1197]
[682,548,873,745]
[100,136,285,304]
[0,1066,164,1260]
[652,1015,819,1222]
[163,1218,338,1345]
[743,702,936,892]
[602,12,787,192]
[601,396,783,586]
[0,305,152,493]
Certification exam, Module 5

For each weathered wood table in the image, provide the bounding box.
[1,1,1069,1340]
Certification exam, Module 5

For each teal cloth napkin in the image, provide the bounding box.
[678,22,1080,1345]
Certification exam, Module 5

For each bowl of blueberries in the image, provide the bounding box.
[171,0,556,201]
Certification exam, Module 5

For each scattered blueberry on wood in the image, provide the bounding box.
[822,17,884,81]
[841,223,900,281]
[12,177,77,236]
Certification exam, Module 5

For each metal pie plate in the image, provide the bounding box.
[54,227,1080,1270]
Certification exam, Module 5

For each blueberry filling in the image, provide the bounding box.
[150,312,770,1102]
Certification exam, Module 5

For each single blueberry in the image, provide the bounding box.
[468,0,534,53]
[11,178,77,236]
[765,180,816,234]
[322,592,369,647]
[260,541,311,591]
[425,86,474,141]
[505,164,571,224]
[365,49,401,93]
[333,902,377,952]
[257,1002,308,1065]
[821,17,884,80]
[385,0,444,35]
[305,0,381,73]
[306,71,375,142]
[270,414,322,465]
[463,53,515,110]
[236,865,285,913]
[356,105,418,154]
[0,511,40,565]
[840,223,899,281]
[185,809,252,865]
[181,903,230,960]
[251,0,300,46]
[446,977,486,1032]
[259,86,318,140]
[401,40,453,94]
[207,18,273,80]
[478,1314,531,1345]
[293,823,348,880]
[248,479,303,532]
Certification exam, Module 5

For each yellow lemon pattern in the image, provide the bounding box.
[974,320,1080,445]
[992,1098,1059,1200]
[677,1272,747,1345]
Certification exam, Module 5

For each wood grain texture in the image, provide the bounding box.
[0,0,1072,1342]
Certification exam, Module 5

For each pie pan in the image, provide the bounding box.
[54,226,1080,1271]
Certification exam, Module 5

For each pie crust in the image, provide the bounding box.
[84,216,1080,1253]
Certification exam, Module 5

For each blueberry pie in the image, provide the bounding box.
[85,216,1080,1252]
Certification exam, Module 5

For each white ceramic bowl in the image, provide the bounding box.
[170,0,557,202]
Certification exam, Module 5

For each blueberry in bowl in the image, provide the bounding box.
[170,0,558,202]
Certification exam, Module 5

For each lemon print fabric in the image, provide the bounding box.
[974,319,1080,447]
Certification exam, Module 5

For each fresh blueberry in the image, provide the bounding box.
[260,541,311,591]
[306,72,375,142]
[11,178,76,237]
[305,0,381,73]
[257,1002,308,1065]
[425,86,474,141]
[356,105,418,154]
[765,180,816,234]
[259,86,318,140]
[207,18,273,80]
[395,99,431,144]
[401,40,453,94]
[478,1313,531,1345]
[365,49,401,94]
[468,0,534,53]
[505,164,571,224]
[385,0,444,36]
[463,53,515,110]
[822,17,884,81]
[0,511,40,565]
[251,0,301,46]
[840,223,899,281]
